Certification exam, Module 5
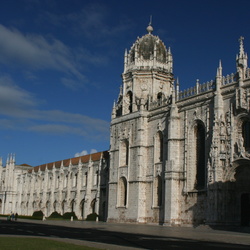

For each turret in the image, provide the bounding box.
[236,36,248,82]
[214,60,224,117]
[215,60,223,90]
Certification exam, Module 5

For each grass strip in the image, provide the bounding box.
[0,237,101,250]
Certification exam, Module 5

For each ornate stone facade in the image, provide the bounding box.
[0,26,250,226]
[108,27,250,226]
[0,152,109,220]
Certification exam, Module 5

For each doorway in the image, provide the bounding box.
[241,193,250,226]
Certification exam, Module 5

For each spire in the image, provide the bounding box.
[112,100,116,119]
[168,47,173,73]
[239,36,245,58]
[172,82,176,104]
[78,156,82,165]
[12,153,15,164]
[176,77,179,101]
[124,49,128,71]
[236,36,248,76]
[216,60,223,91]
[216,60,222,78]
[7,154,9,165]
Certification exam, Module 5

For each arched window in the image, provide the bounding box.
[84,172,88,186]
[56,176,59,189]
[71,199,75,212]
[157,93,163,106]
[94,171,98,186]
[127,91,133,113]
[120,140,129,166]
[118,177,127,207]
[62,200,66,214]
[32,201,36,210]
[154,175,162,207]
[155,131,163,163]
[91,199,96,214]
[194,122,206,190]
[48,175,52,189]
[242,120,250,149]
[73,173,77,187]
[53,200,58,212]
[63,175,67,188]
[80,199,85,219]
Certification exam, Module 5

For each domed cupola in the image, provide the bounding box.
[124,24,173,73]
[112,23,174,118]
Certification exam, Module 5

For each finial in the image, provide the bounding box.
[239,36,245,57]
[147,15,153,34]
[176,77,179,86]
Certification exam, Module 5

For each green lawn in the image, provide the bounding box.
[0,237,101,250]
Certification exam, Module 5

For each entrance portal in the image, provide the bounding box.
[241,193,250,226]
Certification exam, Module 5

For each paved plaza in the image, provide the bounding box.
[0,218,250,249]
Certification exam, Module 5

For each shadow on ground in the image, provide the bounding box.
[0,219,249,249]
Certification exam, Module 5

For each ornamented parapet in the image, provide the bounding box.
[178,80,214,100]
[222,73,237,85]
[178,69,250,101]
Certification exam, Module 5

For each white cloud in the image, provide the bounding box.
[42,3,132,42]
[0,76,109,140]
[74,148,98,157]
[74,150,88,157]
[0,24,85,82]
[90,149,97,154]
[0,76,37,116]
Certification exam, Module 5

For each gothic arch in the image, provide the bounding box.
[32,201,36,211]
[153,175,163,207]
[39,201,42,210]
[70,199,75,213]
[154,131,163,163]
[157,92,163,106]
[187,119,206,190]
[62,200,66,214]
[226,162,250,226]
[80,199,85,219]
[26,202,29,215]
[120,139,129,166]
[21,202,25,214]
[53,200,58,212]
[125,91,133,113]
[91,199,96,214]
[225,158,250,182]
[236,114,250,152]
[118,177,127,207]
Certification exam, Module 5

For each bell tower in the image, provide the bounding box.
[108,23,174,223]
[112,23,174,118]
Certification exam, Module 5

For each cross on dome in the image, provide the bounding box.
[147,15,153,34]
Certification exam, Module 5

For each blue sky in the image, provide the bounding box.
[0,0,249,166]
